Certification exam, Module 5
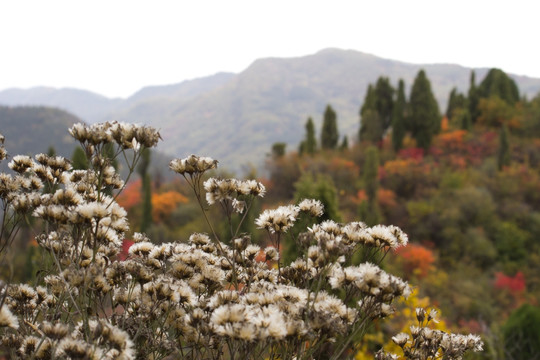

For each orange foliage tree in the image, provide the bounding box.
[395,243,435,279]
[116,179,142,211]
[151,190,188,222]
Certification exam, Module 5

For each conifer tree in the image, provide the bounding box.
[339,135,349,151]
[374,77,395,130]
[359,78,395,144]
[478,68,520,105]
[497,124,510,171]
[304,117,317,154]
[408,70,440,151]
[391,79,406,152]
[468,71,480,123]
[271,142,287,158]
[71,146,89,170]
[138,148,152,232]
[359,146,381,226]
[321,105,339,150]
[446,87,467,119]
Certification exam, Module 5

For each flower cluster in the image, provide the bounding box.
[376,307,484,360]
[169,154,218,175]
[69,121,161,149]
[0,123,483,360]
[203,177,266,209]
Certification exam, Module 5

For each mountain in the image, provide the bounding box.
[0,73,235,124]
[0,87,121,125]
[0,105,81,165]
[2,49,540,171]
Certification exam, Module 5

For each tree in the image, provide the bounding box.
[138,148,152,232]
[339,135,349,151]
[71,146,89,170]
[478,68,520,105]
[446,87,467,119]
[374,76,395,130]
[359,78,395,144]
[408,70,440,151]
[271,142,287,158]
[321,105,339,149]
[503,304,540,360]
[303,117,317,155]
[359,146,381,226]
[359,109,383,144]
[392,79,407,152]
[468,71,481,123]
[497,124,510,171]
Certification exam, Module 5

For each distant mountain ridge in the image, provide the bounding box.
[2,49,540,171]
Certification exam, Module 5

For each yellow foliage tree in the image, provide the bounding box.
[355,289,449,359]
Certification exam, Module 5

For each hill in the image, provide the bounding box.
[0,105,81,161]
[2,49,540,171]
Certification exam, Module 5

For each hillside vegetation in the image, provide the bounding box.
[2,49,540,171]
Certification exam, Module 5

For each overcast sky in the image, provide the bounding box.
[1,0,538,98]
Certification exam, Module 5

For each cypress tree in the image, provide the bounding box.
[339,135,349,151]
[271,142,286,158]
[359,78,395,144]
[138,148,152,232]
[468,71,480,123]
[478,68,520,105]
[374,77,395,130]
[359,109,383,144]
[304,117,317,154]
[497,124,510,171]
[71,146,89,170]
[392,79,406,152]
[321,105,339,150]
[408,70,440,151]
[446,87,467,119]
[359,146,381,226]
[359,85,381,144]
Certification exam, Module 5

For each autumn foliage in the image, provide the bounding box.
[395,243,435,278]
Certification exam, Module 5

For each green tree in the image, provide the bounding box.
[478,68,520,105]
[271,142,287,158]
[446,87,467,119]
[359,109,383,144]
[71,146,89,170]
[497,124,510,171]
[138,148,152,232]
[359,146,381,226]
[391,79,407,152]
[284,173,342,264]
[468,71,481,123]
[374,76,395,130]
[321,105,339,150]
[359,78,395,144]
[503,304,540,360]
[408,69,441,151]
[303,117,317,155]
[339,135,349,151]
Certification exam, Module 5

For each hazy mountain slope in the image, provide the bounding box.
[108,49,540,170]
[0,87,121,124]
[0,105,81,161]
[126,72,235,104]
[0,73,235,124]
[2,49,540,172]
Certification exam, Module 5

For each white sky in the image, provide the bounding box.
[1,0,538,99]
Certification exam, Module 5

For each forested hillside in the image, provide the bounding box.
[0,105,80,159]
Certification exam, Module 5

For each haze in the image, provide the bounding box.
[1,0,539,98]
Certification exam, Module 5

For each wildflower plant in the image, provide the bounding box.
[0,122,483,359]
